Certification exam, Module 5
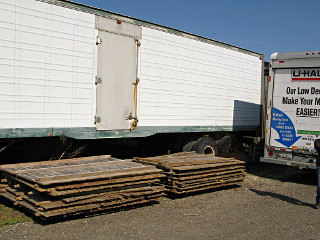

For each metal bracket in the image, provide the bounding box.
[134,39,141,47]
[96,36,102,45]
[95,76,102,85]
[132,78,140,86]
[125,113,139,131]
[94,116,101,124]
[126,112,134,121]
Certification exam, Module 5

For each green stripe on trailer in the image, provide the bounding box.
[0,125,259,139]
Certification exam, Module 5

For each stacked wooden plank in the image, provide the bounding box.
[0,155,164,219]
[134,152,245,194]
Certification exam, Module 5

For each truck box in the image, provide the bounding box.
[261,51,320,169]
[0,0,264,141]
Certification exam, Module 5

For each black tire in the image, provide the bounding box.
[182,140,196,152]
[192,137,218,155]
[218,136,241,154]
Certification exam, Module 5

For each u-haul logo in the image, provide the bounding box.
[292,68,320,81]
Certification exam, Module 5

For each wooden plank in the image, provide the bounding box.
[1,187,164,219]
[134,153,237,164]
[63,186,163,203]
[4,183,163,211]
[4,186,47,207]
[134,156,244,169]
[2,171,164,193]
[160,174,245,189]
[171,169,245,181]
[36,168,162,186]
[133,152,197,161]
[171,177,244,191]
[169,180,243,194]
[41,193,164,218]
[6,159,133,175]
[54,173,165,190]
[171,161,245,172]
[44,189,164,210]
[137,155,235,164]
[160,159,242,168]
[0,191,42,217]
[133,155,201,164]
[2,172,48,192]
[0,155,112,170]
[1,164,161,186]
[174,174,245,187]
[47,179,161,196]
[164,165,245,177]
[4,173,162,199]
[5,161,154,184]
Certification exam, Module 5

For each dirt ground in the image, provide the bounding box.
[0,162,320,240]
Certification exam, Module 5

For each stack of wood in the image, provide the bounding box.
[134,152,245,194]
[0,155,164,219]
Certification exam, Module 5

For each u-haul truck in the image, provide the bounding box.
[261,51,320,169]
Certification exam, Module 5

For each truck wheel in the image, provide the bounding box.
[218,136,241,154]
[182,141,196,152]
[192,137,218,155]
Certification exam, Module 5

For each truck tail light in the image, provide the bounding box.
[269,151,273,156]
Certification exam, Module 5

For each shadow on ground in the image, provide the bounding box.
[249,188,315,208]
[246,162,317,186]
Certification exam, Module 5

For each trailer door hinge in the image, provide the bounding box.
[132,78,139,85]
[96,36,102,45]
[94,116,101,124]
[134,39,141,47]
[95,76,102,85]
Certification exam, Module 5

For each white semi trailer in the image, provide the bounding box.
[261,51,320,169]
[0,0,264,159]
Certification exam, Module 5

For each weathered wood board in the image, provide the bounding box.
[0,155,164,219]
[134,152,245,194]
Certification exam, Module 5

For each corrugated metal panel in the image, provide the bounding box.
[138,27,262,128]
[39,0,262,58]
[0,0,96,129]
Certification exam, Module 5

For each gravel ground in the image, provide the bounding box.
[0,162,319,240]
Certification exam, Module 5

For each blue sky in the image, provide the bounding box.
[74,0,320,61]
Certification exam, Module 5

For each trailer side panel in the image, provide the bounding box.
[0,0,96,129]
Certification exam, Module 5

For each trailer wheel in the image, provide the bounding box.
[192,137,218,155]
[218,136,241,154]
[182,140,196,152]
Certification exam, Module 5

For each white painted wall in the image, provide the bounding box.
[139,27,262,127]
[0,0,262,132]
[0,0,96,129]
